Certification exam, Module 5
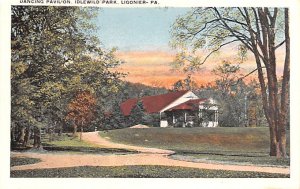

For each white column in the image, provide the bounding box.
[159,112,162,127]
[183,112,187,127]
[215,110,217,122]
[172,112,175,124]
[216,110,219,126]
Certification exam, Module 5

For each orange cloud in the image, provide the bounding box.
[114,48,285,88]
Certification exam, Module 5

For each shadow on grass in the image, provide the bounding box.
[11,145,138,156]
[42,145,138,155]
[10,165,289,178]
[170,152,290,167]
[11,157,42,167]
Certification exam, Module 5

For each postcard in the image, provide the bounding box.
[1,0,300,189]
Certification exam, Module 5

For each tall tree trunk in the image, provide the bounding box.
[49,128,53,142]
[33,127,41,149]
[11,124,16,147]
[249,38,275,155]
[19,126,26,144]
[265,59,280,157]
[79,120,84,141]
[22,126,30,147]
[256,8,284,157]
[58,123,63,136]
[80,126,83,141]
[277,8,290,158]
[266,8,282,157]
[73,124,77,137]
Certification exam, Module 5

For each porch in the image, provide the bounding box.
[160,108,219,128]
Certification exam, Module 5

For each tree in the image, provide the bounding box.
[172,74,198,91]
[11,6,124,147]
[171,7,289,158]
[65,91,96,140]
[245,80,267,127]
[11,62,41,147]
[210,60,245,127]
[65,49,125,130]
[129,99,147,126]
[110,108,128,129]
[11,6,95,147]
[102,90,130,130]
[212,61,241,96]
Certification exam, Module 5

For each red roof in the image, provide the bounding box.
[120,90,189,116]
[166,98,208,111]
[120,98,138,116]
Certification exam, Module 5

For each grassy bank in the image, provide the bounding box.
[99,127,276,153]
[10,165,289,178]
[100,127,290,166]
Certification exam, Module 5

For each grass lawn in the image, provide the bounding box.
[43,134,100,148]
[172,154,290,167]
[100,127,290,166]
[10,165,289,178]
[41,134,137,154]
[11,157,41,167]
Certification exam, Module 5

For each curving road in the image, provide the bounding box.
[11,132,289,175]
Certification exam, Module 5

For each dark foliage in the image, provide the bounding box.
[10,165,288,178]
[10,157,41,167]
[41,146,137,155]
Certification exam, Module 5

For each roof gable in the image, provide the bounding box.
[166,98,208,111]
[159,91,199,112]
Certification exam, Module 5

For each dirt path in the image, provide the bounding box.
[81,132,174,154]
[11,132,289,175]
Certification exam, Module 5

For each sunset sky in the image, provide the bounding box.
[96,8,285,88]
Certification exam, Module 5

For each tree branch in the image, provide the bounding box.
[190,18,221,38]
[233,66,266,85]
[275,40,285,49]
[213,8,254,54]
[197,39,240,65]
